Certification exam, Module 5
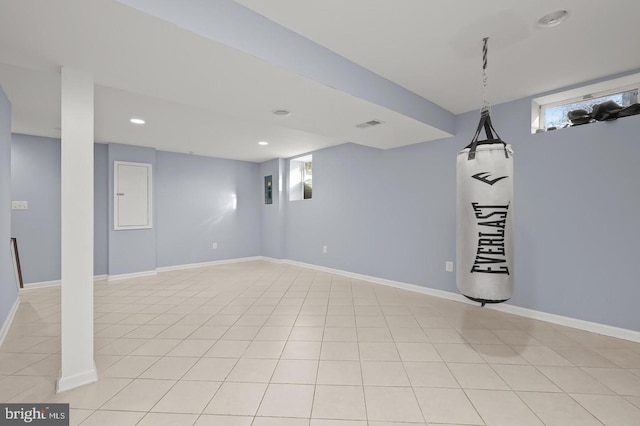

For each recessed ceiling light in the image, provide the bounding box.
[130,118,145,124]
[258,141,269,146]
[537,10,569,28]
[272,109,292,116]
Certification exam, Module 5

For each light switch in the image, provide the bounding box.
[12,201,28,210]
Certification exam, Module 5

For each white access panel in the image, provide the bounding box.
[114,161,152,230]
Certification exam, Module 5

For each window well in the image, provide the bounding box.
[289,155,312,201]
[532,73,640,133]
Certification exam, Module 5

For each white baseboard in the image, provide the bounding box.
[275,258,474,305]
[107,270,157,282]
[21,259,260,287]
[264,258,640,343]
[21,274,110,290]
[109,258,261,280]
[488,303,640,343]
[56,363,98,393]
[22,280,62,290]
[259,256,285,264]
[0,297,20,349]
[157,256,263,273]
[19,256,639,343]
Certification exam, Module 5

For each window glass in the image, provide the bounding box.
[542,89,638,129]
[289,155,312,201]
[303,161,312,200]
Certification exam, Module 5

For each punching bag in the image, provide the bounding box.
[456,110,514,304]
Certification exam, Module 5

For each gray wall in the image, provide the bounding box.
[10,140,261,280]
[260,158,286,259]
[490,98,640,331]
[283,141,455,286]
[10,137,109,282]
[0,86,17,327]
[281,98,640,331]
[10,134,61,284]
[107,143,157,275]
[94,143,108,276]
[156,151,261,268]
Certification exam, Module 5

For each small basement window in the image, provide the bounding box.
[289,154,312,201]
[532,73,640,133]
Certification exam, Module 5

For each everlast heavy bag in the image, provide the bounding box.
[456,111,514,304]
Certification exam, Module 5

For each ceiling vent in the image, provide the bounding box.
[355,119,384,129]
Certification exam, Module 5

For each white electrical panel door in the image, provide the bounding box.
[114,161,152,230]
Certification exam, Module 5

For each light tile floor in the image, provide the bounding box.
[1,260,640,425]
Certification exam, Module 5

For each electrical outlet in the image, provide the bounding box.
[446,261,454,272]
[11,201,28,210]
[322,245,327,254]
[212,242,218,249]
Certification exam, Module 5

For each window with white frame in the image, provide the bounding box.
[532,73,640,133]
[289,154,312,201]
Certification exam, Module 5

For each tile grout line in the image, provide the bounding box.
[377,287,428,425]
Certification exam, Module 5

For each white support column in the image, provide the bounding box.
[57,67,97,393]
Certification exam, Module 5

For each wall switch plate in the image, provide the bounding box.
[322,245,327,254]
[12,201,28,210]
[212,242,218,249]
[446,261,454,272]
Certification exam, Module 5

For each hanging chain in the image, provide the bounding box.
[481,37,490,116]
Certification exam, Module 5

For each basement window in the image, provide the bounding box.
[289,155,312,201]
[532,73,640,133]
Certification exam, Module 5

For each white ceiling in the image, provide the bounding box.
[0,0,638,162]
[236,0,640,114]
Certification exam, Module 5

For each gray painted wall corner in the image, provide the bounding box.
[11,134,61,284]
[155,150,261,268]
[94,143,108,276]
[259,158,286,259]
